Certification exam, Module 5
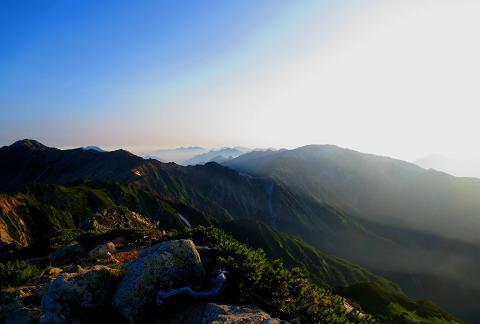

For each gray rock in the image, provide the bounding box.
[40,266,122,323]
[201,304,276,323]
[88,242,116,258]
[112,239,203,323]
[0,297,28,324]
[0,287,42,323]
[169,303,288,324]
[4,305,41,324]
[48,241,85,265]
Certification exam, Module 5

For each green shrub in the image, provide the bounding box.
[0,261,40,288]
[49,229,88,250]
[171,226,375,323]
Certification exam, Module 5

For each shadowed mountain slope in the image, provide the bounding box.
[220,219,398,290]
[224,145,480,246]
[0,140,379,251]
[0,140,476,322]
[223,145,480,322]
[0,141,404,292]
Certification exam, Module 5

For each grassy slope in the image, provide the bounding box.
[336,282,463,324]
[0,182,461,323]
[4,183,398,294]
[0,181,215,248]
[220,219,398,290]
[224,146,480,323]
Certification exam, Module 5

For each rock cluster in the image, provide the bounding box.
[171,303,289,324]
[1,296,41,324]
[40,266,122,323]
[3,238,287,324]
[81,208,154,231]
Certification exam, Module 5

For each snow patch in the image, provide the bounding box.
[178,213,191,227]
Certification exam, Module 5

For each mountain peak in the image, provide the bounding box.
[10,139,48,151]
[81,146,105,152]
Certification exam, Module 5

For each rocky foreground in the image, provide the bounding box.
[5,219,357,324]
[1,235,295,323]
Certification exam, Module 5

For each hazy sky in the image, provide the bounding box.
[1,0,479,160]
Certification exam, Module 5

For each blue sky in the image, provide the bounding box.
[1,1,480,161]
[1,1,292,117]
[0,0,327,144]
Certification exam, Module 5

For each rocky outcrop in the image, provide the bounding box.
[201,304,287,324]
[0,194,31,247]
[40,266,122,323]
[1,236,295,324]
[4,305,41,324]
[81,208,154,231]
[48,241,85,265]
[169,303,288,324]
[0,294,41,324]
[112,239,203,323]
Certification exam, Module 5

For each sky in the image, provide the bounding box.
[1,0,480,161]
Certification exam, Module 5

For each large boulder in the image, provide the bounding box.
[40,266,122,323]
[112,239,203,323]
[0,293,41,324]
[201,304,287,324]
[169,303,288,324]
[48,241,85,265]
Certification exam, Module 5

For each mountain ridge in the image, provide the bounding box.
[0,139,476,322]
[223,144,480,322]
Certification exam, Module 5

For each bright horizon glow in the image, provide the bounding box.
[1,0,479,162]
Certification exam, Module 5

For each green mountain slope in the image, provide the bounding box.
[0,140,387,260]
[220,219,398,290]
[336,282,463,324]
[1,182,398,295]
[0,181,214,249]
[224,145,480,246]
[224,145,480,322]
[0,140,470,322]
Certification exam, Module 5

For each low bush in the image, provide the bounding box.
[0,261,40,288]
[171,226,374,323]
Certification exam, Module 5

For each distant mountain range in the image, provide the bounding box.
[144,146,252,165]
[81,145,105,152]
[415,154,480,179]
[144,146,206,164]
[0,139,478,322]
[183,147,251,165]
